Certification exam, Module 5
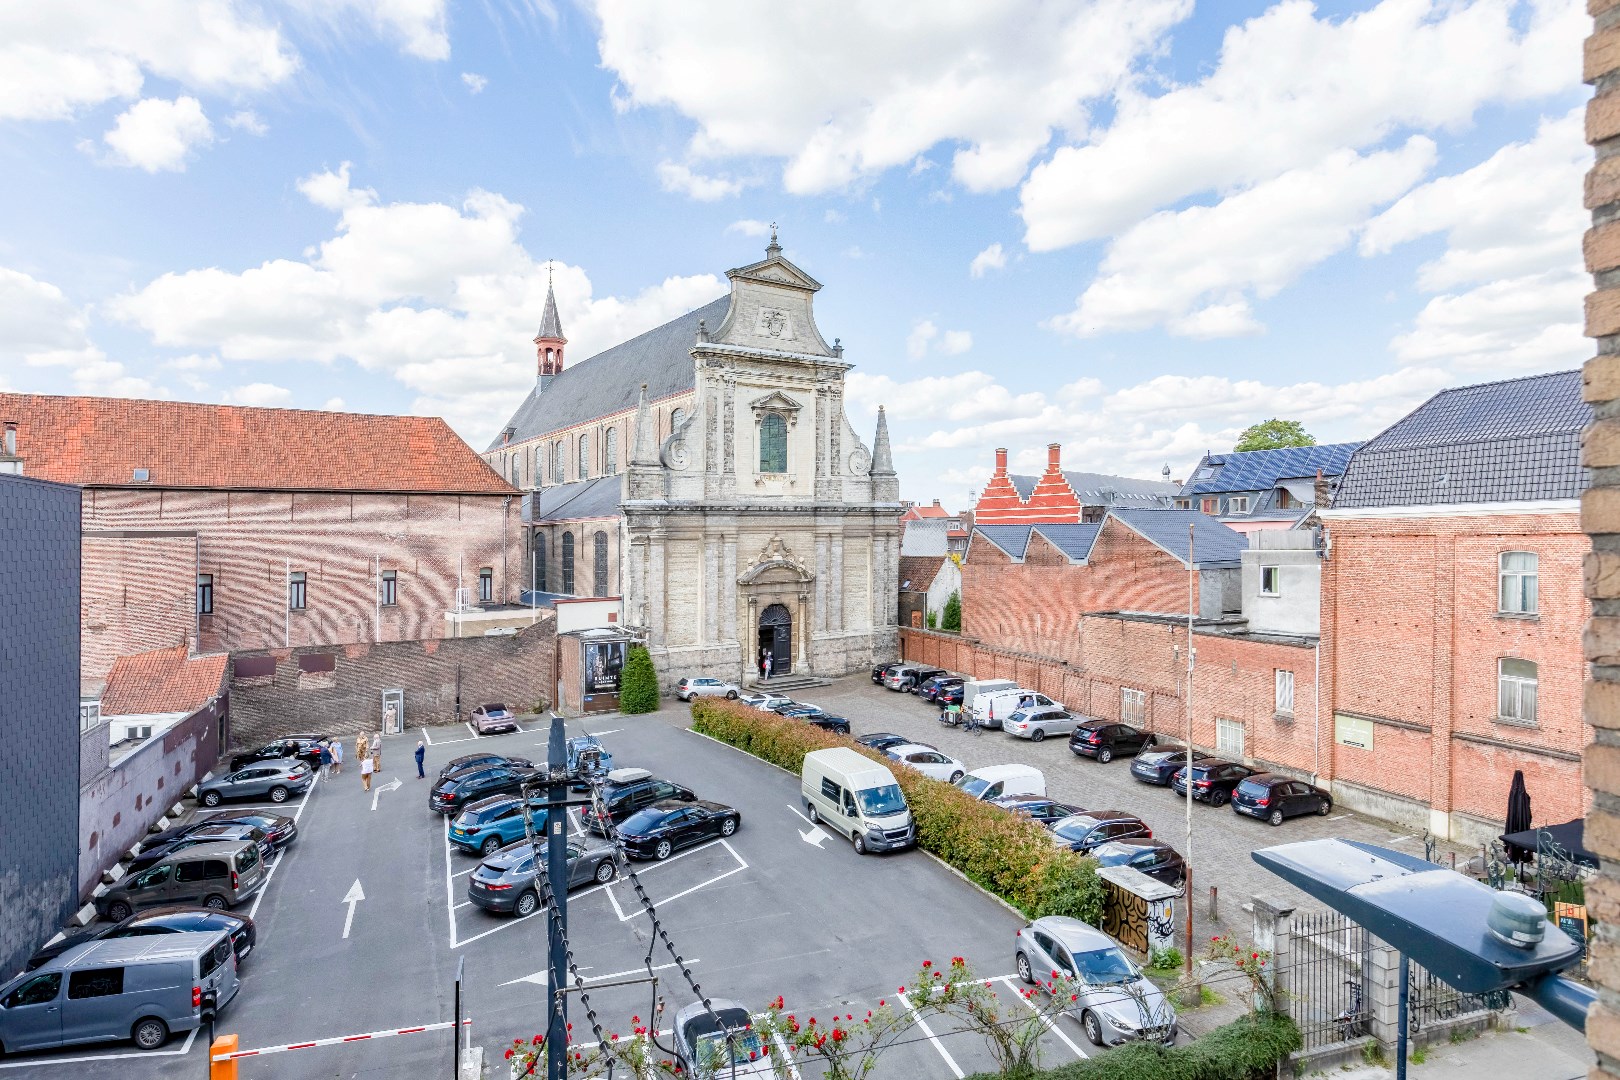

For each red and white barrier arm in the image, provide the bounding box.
[211,1018,472,1061]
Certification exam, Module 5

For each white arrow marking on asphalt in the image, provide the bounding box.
[499,960,690,989]
[371,777,401,812]
[341,880,365,939]
[799,827,829,848]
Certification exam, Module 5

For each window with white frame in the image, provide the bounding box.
[1260,565,1281,596]
[1228,496,1250,514]
[1499,551,1538,614]
[1275,669,1295,716]
[1499,658,1538,724]
[1121,687,1146,726]
[1216,717,1246,758]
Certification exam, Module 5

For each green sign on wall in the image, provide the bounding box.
[1334,713,1374,751]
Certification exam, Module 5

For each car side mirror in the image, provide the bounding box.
[845,806,858,818]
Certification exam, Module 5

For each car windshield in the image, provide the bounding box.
[1072,947,1139,986]
[695,1029,766,1068]
[1236,779,1270,798]
[956,775,991,798]
[1052,818,1099,843]
[857,784,907,817]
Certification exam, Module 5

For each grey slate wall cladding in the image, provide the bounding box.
[0,473,81,979]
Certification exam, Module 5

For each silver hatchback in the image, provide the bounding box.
[1015,916,1177,1047]
[198,759,312,807]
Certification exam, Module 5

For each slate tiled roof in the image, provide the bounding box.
[1009,470,1177,505]
[901,518,950,556]
[1333,371,1590,509]
[489,296,729,451]
[973,525,1034,560]
[1108,509,1248,568]
[523,476,623,522]
[1030,523,1101,561]
[101,645,228,717]
[0,393,515,495]
[1178,443,1362,497]
[899,555,947,591]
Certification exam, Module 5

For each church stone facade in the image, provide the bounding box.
[486,235,901,684]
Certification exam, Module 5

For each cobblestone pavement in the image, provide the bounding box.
[789,676,1473,949]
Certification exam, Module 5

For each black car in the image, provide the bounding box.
[584,770,697,835]
[1231,773,1333,825]
[1068,721,1157,763]
[989,794,1087,829]
[430,764,538,815]
[618,799,741,860]
[937,683,965,707]
[872,662,901,685]
[143,811,297,852]
[27,906,256,971]
[1089,839,1186,887]
[855,732,911,752]
[918,675,964,703]
[130,824,271,873]
[1050,811,1152,853]
[896,667,947,693]
[1130,746,1213,786]
[1171,759,1257,806]
[438,752,536,783]
[805,714,851,735]
[229,733,327,773]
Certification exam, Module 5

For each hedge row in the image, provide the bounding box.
[690,699,1105,923]
[964,1011,1301,1080]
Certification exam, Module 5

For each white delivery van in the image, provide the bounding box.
[973,688,1061,729]
[953,764,1046,802]
[961,679,1017,717]
[802,748,915,855]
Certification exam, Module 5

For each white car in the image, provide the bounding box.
[676,677,741,702]
[1002,706,1083,742]
[739,692,793,711]
[881,742,967,783]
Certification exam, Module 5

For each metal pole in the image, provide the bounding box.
[1396,953,1409,1080]
[453,955,464,1079]
[1184,523,1195,975]
[545,714,569,1080]
[374,554,381,643]
[284,559,291,649]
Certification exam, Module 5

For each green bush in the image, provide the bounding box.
[690,699,1104,920]
[618,645,660,715]
[963,1011,1300,1080]
[926,609,939,629]
[942,591,962,631]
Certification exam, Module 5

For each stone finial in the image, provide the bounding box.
[832,337,844,358]
[872,405,895,476]
[630,382,659,468]
[696,318,709,344]
[766,223,782,260]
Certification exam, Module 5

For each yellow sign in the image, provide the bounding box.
[1334,714,1374,751]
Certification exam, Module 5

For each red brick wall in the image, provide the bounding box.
[81,531,198,690]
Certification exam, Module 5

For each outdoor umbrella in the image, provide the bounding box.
[1503,769,1533,865]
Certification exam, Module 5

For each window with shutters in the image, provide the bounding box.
[561,533,575,594]
[760,413,787,473]
[593,531,609,597]
[604,427,618,474]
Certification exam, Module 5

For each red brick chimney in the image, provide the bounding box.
[975,446,1026,522]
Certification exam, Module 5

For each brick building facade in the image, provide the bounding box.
[972,444,1177,524]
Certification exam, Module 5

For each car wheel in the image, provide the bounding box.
[853,833,867,855]
[481,836,502,856]
[1211,790,1230,807]
[594,860,617,884]
[720,817,738,837]
[1317,799,1332,816]
[1268,809,1285,827]
[108,901,133,922]
[203,894,228,911]
[1082,1011,1104,1047]
[202,791,222,807]
[1016,952,1034,984]
[1097,747,1114,764]
[654,839,673,860]
[1030,729,1046,743]
[268,786,289,804]
[726,690,738,700]
[806,803,820,824]
[949,770,964,784]
[514,891,539,918]
[132,1016,170,1050]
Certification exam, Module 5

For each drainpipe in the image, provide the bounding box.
[1313,640,1322,784]
[502,497,512,604]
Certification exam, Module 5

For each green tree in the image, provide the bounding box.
[619,644,660,714]
[941,591,961,632]
[1234,418,1316,452]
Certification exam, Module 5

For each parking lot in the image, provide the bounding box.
[14,701,1128,1079]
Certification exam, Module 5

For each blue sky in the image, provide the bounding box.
[0,0,1590,505]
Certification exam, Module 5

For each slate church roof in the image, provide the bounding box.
[1332,370,1590,509]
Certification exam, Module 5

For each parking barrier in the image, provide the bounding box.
[210,1018,472,1062]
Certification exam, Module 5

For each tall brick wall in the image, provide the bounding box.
[225,618,556,749]
[81,531,196,692]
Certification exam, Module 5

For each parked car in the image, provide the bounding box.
[672,999,772,1079]
[881,743,966,783]
[989,794,1087,829]
[1231,774,1333,825]
[954,764,1045,802]
[739,692,794,711]
[96,840,267,922]
[872,662,902,685]
[439,752,536,784]
[617,799,741,860]
[1089,839,1186,887]
[1129,745,1212,787]
[27,906,256,971]
[885,665,946,692]
[918,675,964,703]
[1069,721,1158,763]
[584,769,697,835]
[466,841,618,917]
[429,764,538,816]
[130,824,271,873]
[566,735,613,789]
[1015,916,1177,1047]
[142,811,296,853]
[470,703,520,735]
[1171,759,1257,806]
[1049,811,1152,853]
[449,793,550,856]
[936,683,965,708]
[804,714,851,735]
[228,734,327,773]
[855,732,911,752]
[1003,707,1083,742]
[676,677,741,701]
[198,759,312,807]
[772,701,821,717]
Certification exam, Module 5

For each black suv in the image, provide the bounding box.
[430,764,538,815]
[1171,759,1257,806]
[1068,721,1157,764]
[918,675,964,703]
[1050,810,1152,853]
[872,662,901,685]
[584,770,697,835]
[895,666,947,693]
[230,734,327,773]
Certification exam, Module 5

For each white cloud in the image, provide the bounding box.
[656,161,746,200]
[322,396,347,411]
[969,242,1006,278]
[461,72,488,94]
[940,329,972,355]
[1391,269,1587,371]
[906,319,938,360]
[102,96,214,172]
[162,353,221,371]
[726,218,771,237]
[0,268,157,397]
[296,162,378,213]
[1053,138,1437,337]
[824,209,846,224]
[594,0,1193,194]
[225,110,267,135]
[284,0,451,61]
[1018,0,1584,251]
[224,382,294,407]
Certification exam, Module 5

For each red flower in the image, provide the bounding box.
[832,1029,846,1042]
[1070,993,1078,1001]
[878,999,885,1007]
[898,986,906,994]
[505,1050,515,1060]
[533,1035,543,1046]
[922,960,932,968]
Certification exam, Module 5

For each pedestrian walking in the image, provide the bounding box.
[360,751,374,792]
[762,651,773,680]
[356,731,370,766]
[370,744,381,777]
[331,737,343,775]
[318,740,333,778]
[414,740,426,779]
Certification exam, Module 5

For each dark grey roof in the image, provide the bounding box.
[522,476,623,522]
[1333,371,1590,509]
[973,525,1033,560]
[537,285,564,340]
[1107,509,1248,568]
[1179,443,1361,496]
[488,296,728,451]
[1031,524,1101,562]
[1008,470,1176,505]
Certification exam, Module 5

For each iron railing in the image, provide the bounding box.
[1288,910,1371,1051]
[1406,959,1507,1032]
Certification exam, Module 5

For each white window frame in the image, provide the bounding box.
[1260,565,1281,596]
[1228,496,1250,514]
[1275,669,1295,716]
[1216,717,1246,759]
[1498,658,1538,724]
[1121,687,1146,727]
[1499,551,1538,615]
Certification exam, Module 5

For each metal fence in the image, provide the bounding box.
[1289,910,1371,1051]
[1407,959,1507,1033]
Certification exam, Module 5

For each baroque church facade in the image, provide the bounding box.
[484,235,901,683]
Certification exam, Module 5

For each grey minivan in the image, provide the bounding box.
[0,932,239,1053]
[96,841,266,922]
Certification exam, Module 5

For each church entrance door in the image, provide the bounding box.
[758,603,792,677]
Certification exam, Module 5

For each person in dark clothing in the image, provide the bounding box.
[414,740,427,779]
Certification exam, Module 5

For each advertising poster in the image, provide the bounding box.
[585,640,625,695]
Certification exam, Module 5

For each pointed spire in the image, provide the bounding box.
[630,383,659,467]
[536,280,565,342]
[871,405,895,476]
[766,222,782,261]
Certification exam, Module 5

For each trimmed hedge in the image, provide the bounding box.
[691,698,1105,923]
[963,1011,1301,1080]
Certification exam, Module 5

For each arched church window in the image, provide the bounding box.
[561,533,575,594]
[671,407,687,432]
[604,428,618,474]
[760,413,787,473]
[577,433,590,480]
[534,533,547,591]
[552,441,565,483]
[510,454,521,486]
[533,444,544,487]
[593,531,609,597]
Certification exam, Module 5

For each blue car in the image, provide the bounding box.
[566,736,613,790]
[449,794,549,856]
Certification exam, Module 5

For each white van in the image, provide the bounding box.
[962,679,1017,716]
[802,748,915,855]
[973,688,1061,729]
[954,764,1046,802]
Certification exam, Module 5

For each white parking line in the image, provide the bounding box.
[465,722,482,739]
[785,803,836,843]
[0,1027,198,1069]
[422,726,433,746]
[246,771,319,920]
[771,1033,803,1079]
[900,994,964,1078]
[443,815,458,948]
[997,976,1088,1059]
[609,839,749,923]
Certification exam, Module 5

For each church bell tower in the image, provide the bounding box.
[534,271,566,392]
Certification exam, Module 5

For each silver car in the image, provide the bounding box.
[676,677,741,701]
[1002,706,1082,742]
[1015,916,1177,1047]
[198,759,312,806]
[672,999,772,1078]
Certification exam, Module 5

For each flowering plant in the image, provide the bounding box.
[1207,935,1275,1014]
[502,1014,687,1079]
[760,992,911,1080]
[902,955,1076,1079]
